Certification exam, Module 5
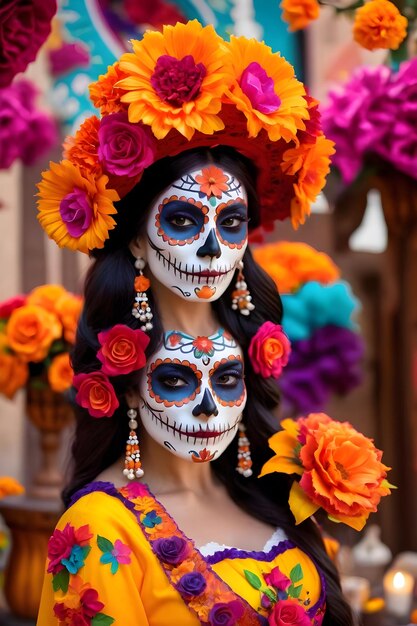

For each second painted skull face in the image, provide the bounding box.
[144,164,249,301]
[138,329,247,463]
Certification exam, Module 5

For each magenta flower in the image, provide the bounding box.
[151,54,207,107]
[0,0,57,87]
[0,295,26,318]
[49,42,90,77]
[47,523,92,574]
[249,322,291,378]
[208,600,244,626]
[264,566,291,591]
[112,539,132,565]
[59,188,93,237]
[240,62,281,114]
[98,112,157,178]
[269,599,311,626]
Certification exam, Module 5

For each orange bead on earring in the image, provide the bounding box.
[231,261,255,316]
[132,257,153,332]
[236,423,253,478]
[123,408,144,480]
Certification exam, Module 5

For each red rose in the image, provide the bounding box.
[97,324,150,376]
[74,371,119,418]
[269,599,311,626]
[248,322,291,378]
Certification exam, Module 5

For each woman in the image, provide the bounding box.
[36,21,355,626]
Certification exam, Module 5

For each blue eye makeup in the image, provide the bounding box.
[150,363,199,403]
[159,200,206,241]
[216,202,248,246]
[210,360,245,404]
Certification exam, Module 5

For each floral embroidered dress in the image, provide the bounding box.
[37,482,326,626]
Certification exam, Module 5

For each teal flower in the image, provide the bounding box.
[61,544,90,574]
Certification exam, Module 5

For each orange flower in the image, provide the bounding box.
[170,560,195,584]
[55,293,83,344]
[0,477,24,498]
[27,284,68,315]
[89,62,129,115]
[134,275,150,292]
[0,352,28,398]
[117,20,233,140]
[253,241,340,294]
[37,160,119,254]
[282,134,335,228]
[224,36,308,142]
[353,0,407,51]
[48,353,74,393]
[195,165,229,198]
[6,305,62,362]
[195,285,216,299]
[63,116,101,175]
[261,413,393,530]
[280,0,320,32]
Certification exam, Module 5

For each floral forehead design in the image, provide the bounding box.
[163,328,238,366]
[170,165,243,203]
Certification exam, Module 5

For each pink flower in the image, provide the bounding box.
[269,599,311,626]
[112,539,131,565]
[264,567,291,591]
[249,322,291,378]
[151,54,207,107]
[47,523,92,574]
[0,0,57,88]
[73,371,119,418]
[49,42,90,77]
[0,295,26,319]
[97,324,150,376]
[240,62,281,114]
[60,188,93,237]
[209,600,245,626]
[97,112,157,178]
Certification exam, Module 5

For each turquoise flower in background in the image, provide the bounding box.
[98,536,131,574]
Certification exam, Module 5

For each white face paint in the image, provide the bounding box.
[138,328,246,463]
[144,165,248,302]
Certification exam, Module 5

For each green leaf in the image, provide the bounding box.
[290,563,303,583]
[92,614,115,625]
[262,587,277,603]
[30,378,48,390]
[288,583,303,599]
[244,569,262,590]
[50,341,65,354]
[82,545,91,560]
[97,535,114,553]
[52,569,69,593]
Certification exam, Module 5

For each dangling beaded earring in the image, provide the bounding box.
[231,261,255,316]
[132,257,153,332]
[123,408,144,480]
[236,424,253,478]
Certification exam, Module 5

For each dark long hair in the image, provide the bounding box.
[64,146,354,626]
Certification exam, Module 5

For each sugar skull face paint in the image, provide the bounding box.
[145,165,248,301]
[138,329,246,462]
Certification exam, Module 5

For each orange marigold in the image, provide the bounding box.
[280,0,320,32]
[0,477,24,499]
[63,116,101,175]
[55,293,83,343]
[89,62,129,115]
[26,284,68,314]
[224,35,308,142]
[37,160,119,253]
[117,20,234,140]
[0,352,28,398]
[195,165,229,198]
[282,134,335,228]
[48,353,74,393]
[6,305,62,362]
[353,0,407,51]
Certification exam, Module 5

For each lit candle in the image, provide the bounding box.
[383,570,414,617]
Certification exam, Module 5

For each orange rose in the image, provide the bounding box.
[48,353,74,392]
[6,305,62,362]
[280,0,320,32]
[55,293,83,344]
[248,322,291,378]
[0,352,28,398]
[73,371,119,418]
[27,284,68,314]
[134,275,150,292]
[353,0,407,51]
[0,477,24,498]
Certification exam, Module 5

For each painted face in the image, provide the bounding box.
[138,328,247,463]
[145,165,248,301]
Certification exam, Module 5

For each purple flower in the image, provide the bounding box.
[153,536,190,565]
[151,54,206,107]
[59,188,93,237]
[240,62,281,114]
[176,572,207,598]
[0,0,57,88]
[49,42,90,77]
[97,112,156,178]
[208,600,244,626]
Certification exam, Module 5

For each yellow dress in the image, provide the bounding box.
[37,482,326,626]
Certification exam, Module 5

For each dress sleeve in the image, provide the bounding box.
[36,491,150,626]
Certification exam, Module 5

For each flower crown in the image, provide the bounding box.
[37,20,334,254]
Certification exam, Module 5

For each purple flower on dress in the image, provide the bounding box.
[176,572,207,598]
[208,600,244,626]
[97,112,157,178]
[151,54,206,107]
[59,188,93,237]
[240,62,281,114]
[153,536,190,565]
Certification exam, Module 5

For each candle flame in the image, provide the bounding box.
[393,571,406,589]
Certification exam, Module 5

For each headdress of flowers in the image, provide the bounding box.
[37,20,334,254]
[260,412,394,530]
